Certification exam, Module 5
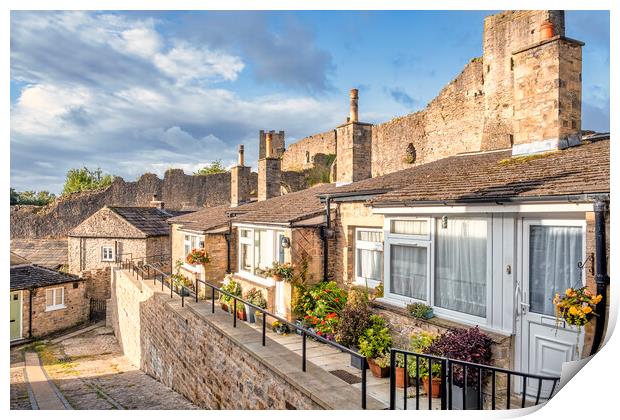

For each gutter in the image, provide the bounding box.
[372,193,608,208]
[590,197,610,355]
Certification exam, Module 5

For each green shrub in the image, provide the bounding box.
[358,315,392,359]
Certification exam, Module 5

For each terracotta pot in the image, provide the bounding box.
[422,377,442,398]
[367,358,390,378]
[540,21,554,40]
[396,366,409,388]
[220,302,228,312]
[273,274,283,282]
[237,309,247,321]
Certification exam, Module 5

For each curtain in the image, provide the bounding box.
[435,219,487,317]
[357,249,383,282]
[390,245,427,300]
[529,226,583,316]
[358,230,382,242]
[391,220,427,235]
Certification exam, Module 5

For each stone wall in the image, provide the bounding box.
[23,280,89,338]
[82,267,112,300]
[10,169,257,239]
[108,268,379,409]
[282,130,336,172]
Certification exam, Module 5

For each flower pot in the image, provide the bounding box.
[237,309,247,321]
[540,21,554,40]
[180,288,191,297]
[245,304,256,323]
[367,358,390,378]
[422,377,442,398]
[273,274,283,282]
[424,309,434,319]
[220,302,228,312]
[450,384,479,410]
[396,366,409,388]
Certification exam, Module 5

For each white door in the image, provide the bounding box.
[517,219,586,397]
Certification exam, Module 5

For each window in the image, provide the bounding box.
[355,228,383,287]
[45,287,65,311]
[101,246,114,262]
[184,234,205,258]
[237,226,286,279]
[384,216,490,322]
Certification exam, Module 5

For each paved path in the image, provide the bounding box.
[24,351,70,409]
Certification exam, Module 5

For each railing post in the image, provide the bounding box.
[233,298,237,328]
[302,331,307,372]
[389,349,396,409]
[361,357,367,409]
[182,287,185,307]
[211,287,215,313]
[440,359,447,410]
[195,277,199,303]
[262,313,266,347]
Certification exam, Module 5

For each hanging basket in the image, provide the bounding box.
[554,286,602,328]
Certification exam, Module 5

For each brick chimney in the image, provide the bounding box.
[230,145,251,207]
[258,133,281,201]
[150,193,164,209]
[511,28,584,155]
[335,88,372,185]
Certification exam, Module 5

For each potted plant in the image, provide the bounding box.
[220,275,242,314]
[272,320,290,335]
[185,248,210,266]
[266,262,295,282]
[171,272,193,296]
[406,302,434,320]
[335,295,371,370]
[244,288,267,323]
[358,315,393,378]
[428,327,493,409]
[396,332,439,390]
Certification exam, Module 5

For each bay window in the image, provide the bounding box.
[384,216,491,323]
[355,228,383,287]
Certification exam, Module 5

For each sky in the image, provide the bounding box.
[10,10,610,194]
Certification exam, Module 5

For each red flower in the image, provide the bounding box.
[334,298,339,302]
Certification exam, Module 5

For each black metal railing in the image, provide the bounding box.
[388,348,560,410]
[122,260,369,409]
[116,253,170,272]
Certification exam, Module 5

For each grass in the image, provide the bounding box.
[498,150,558,165]
[32,342,79,375]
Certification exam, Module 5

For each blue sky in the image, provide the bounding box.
[10,10,610,193]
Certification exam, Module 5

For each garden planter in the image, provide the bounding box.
[180,288,191,297]
[422,377,442,398]
[396,367,409,388]
[273,274,283,282]
[245,304,256,323]
[451,384,479,410]
[237,309,247,321]
[367,358,390,378]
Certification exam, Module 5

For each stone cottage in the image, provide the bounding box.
[10,253,89,341]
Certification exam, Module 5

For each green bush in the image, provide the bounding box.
[358,315,392,359]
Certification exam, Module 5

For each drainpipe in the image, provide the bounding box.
[28,288,33,339]
[226,217,232,273]
[590,198,610,355]
[322,197,332,282]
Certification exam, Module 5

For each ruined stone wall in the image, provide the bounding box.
[282,130,336,172]
[108,268,372,409]
[10,169,258,239]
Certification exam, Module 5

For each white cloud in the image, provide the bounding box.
[120,27,162,58]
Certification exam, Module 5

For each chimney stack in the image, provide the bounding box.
[230,144,251,207]
[150,193,164,209]
[259,130,286,159]
[349,88,359,123]
[258,133,281,201]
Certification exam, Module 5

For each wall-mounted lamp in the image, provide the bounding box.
[280,236,291,249]
[441,215,448,229]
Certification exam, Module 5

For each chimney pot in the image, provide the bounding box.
[238,144,245,166]
[349,88,359,123]
[265,133,273,158]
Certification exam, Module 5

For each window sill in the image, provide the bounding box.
[234,272,275,288]
[45,305,66,312]
[373,298,511,343]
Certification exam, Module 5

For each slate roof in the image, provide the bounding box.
[371,139,609,205]
[320,138,609,206]
[10,239,68,269]
[108,207,191,237]
[10,264,82,291]
[169,184,339,231]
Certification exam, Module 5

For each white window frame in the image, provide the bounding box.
[383,215,493,327]
[183,233,205,272]
[236,224,286,286]
[101,246,114,262]
[354,227,384,288]
[45,287,65,311]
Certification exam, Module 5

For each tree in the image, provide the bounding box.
[194,160,227,175]
[10,188,57,205]
[62,167,115,196]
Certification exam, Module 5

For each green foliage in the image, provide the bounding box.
[305,154,336,186]
[220,277,242,304]
[62,167,115,196]
[307,281,347,318]
[406,302,434,319]
[358,315,392,359]
[194,160,227,175]
[10,188,56,205]
[399,331,441,378]
[244,288,267,309]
